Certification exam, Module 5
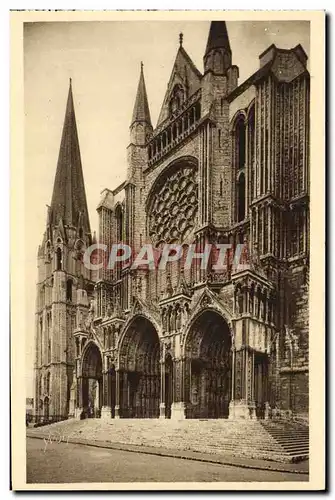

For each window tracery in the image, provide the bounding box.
[148,163,198,245]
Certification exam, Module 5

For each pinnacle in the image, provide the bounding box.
[131,62,152,127]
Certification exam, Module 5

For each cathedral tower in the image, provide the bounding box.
[34,80,94,421]
[201,21,239,228]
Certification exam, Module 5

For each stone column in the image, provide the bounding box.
[229,347,256,419]
[114,370,120,419]
[74,376,84,419]
[263,358,271,419]
[123,372,129,416]
[171,357,186,420]
[159,360,166,418]
[231,347,236,402]
[107,371,112,408]
[93,379,102,417]
[101,370,112,420]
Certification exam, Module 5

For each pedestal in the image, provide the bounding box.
[114,405,120,419]
[74,407,83,420]
[229,400,256,419]
[100,406,112,420]
[159,403,166,419]
[171,402,186,420]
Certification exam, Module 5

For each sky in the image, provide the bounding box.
[24,20,310,397]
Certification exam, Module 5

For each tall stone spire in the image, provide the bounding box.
[131,62,152,128]
[204,21,232,74]
[50,79,91,235]
[130,63,152,145]
[205,21,231,55]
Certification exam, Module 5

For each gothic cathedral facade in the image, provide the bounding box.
[34,22,310,422]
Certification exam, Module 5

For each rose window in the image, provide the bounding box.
[148,164,198,245]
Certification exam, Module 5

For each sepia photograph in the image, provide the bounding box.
[10,10,325,491]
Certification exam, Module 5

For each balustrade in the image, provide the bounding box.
[147,91,201,166]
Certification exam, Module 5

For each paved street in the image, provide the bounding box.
[27,437,308,484]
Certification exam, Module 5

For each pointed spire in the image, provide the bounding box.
[50,80,91,235]
[204,21,232,75]
[205,21,231,55]
[131,62,152,127]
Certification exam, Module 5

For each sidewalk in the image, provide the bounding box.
[27,430,309,476]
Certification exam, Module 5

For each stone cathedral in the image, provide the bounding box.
[34,22,310,423]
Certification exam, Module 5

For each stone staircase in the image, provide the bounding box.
[28,418,309,463]
[260,420,309,462]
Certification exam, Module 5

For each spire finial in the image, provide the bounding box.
[69,77,72,86]
[131,60,152,129]
[179,32,183,47]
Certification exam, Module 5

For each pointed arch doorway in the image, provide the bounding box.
[81,342,103,418]
[118,316,160,418]
[184,310,232,419]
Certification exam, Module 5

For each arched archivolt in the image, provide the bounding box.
[114,201,123,212]
[183,308,233,419]
[118,315,160,371]
[119,312,162,352]
[117,315,161,418]
[183,308,233,357]
[81,341,103,379]
[183,295,234,349]
[229,109,247,133]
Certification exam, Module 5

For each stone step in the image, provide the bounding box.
[28,418,309,463]
[277,445,309,452]
[271,440,308,446]
[264,436,309,444]
[260,421,309,460]
[266,429,309,434]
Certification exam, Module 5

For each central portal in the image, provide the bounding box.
[119,316,160,418]
[184,310,232,419]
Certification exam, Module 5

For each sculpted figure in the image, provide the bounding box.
[176,307,182,330]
